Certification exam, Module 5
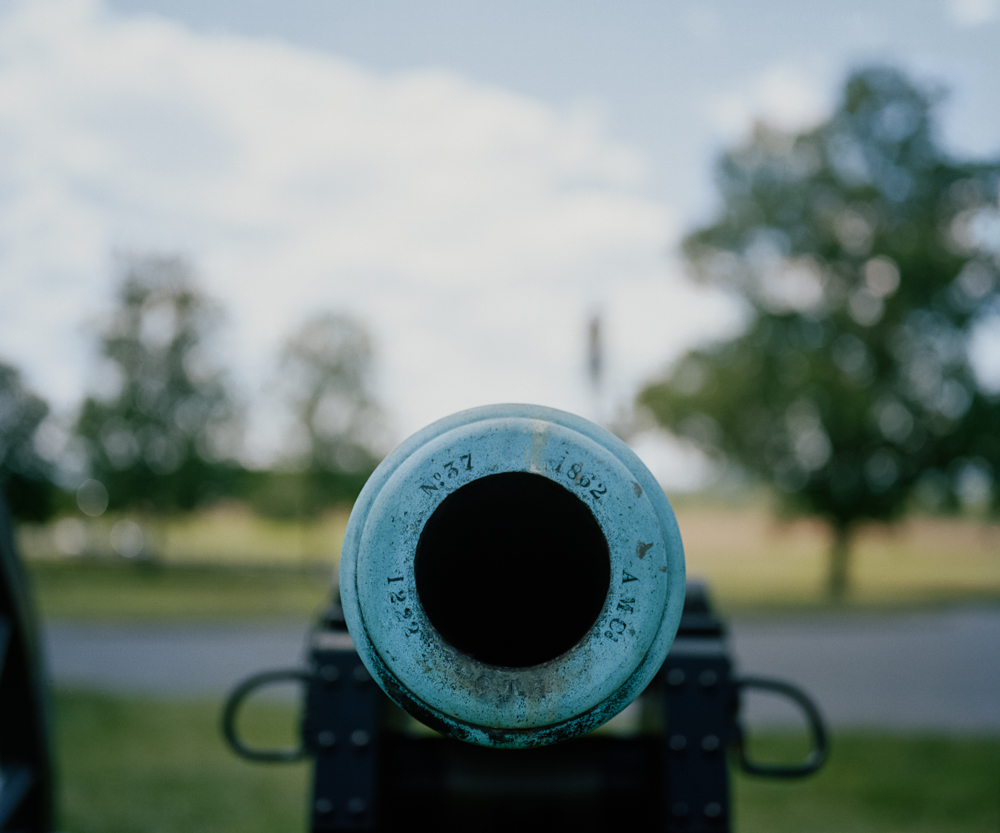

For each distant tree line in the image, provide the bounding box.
[0,364,52,521]
[1,255,384,522]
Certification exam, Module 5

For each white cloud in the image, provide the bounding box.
[946,0,999,27]
[0,0,735,462]
[708,64,830,140]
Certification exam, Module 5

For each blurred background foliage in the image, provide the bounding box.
[1,255,384,537]
[74,255,243,513]
[640,66,1000,598]
[0,362,54,522]
[0,65,996,612]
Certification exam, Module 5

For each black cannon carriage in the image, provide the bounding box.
[225,406,827,832]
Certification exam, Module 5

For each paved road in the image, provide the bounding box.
[729,607,1000,732]
[42,607,1000,731]
[44,620,313,699]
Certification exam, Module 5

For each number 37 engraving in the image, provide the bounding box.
[420,454,473,496]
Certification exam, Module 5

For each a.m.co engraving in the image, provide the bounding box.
[605,618,627,641]
[606,569,640,641]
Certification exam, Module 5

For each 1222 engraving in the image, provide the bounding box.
[387,575,418,636]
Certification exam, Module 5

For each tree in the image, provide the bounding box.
[75,256,242,512]
[0,363,53,521]
[277,312,384,511]
[639,66,1000,598]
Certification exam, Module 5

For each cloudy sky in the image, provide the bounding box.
[2,0,998,486]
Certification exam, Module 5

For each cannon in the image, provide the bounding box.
[339,403,687,748]
[224,405,827,832]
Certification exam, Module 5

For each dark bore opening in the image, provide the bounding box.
[414,471,611,668]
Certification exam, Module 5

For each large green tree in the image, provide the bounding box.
[640,67,1000,597]
[75,256,242,512]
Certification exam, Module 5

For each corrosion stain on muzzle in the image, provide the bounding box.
[339,404,686,748]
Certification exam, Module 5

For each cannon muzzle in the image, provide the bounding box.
[340,404,686,748]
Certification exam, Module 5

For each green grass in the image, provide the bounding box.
[735,732,1000,832]
[54,690,309,833]
[28,560,332,622]
[53,690,1000,833]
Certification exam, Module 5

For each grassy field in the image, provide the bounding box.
[676,505,1000,612]
[53,690,1000,833]
[19,503,1000,621]
[18,503,351,567]
[735,732,1000,833]
[26,560,333,622]
[54,690,308,833]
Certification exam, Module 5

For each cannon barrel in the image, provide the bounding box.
[339,404,686,748]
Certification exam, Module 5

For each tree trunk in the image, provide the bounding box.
[827,523,853,601]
